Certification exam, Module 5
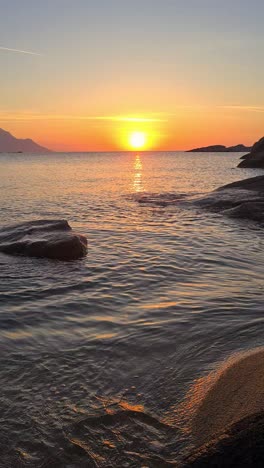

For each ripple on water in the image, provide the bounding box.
[0,152,263,465]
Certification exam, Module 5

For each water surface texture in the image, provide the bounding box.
[0,152,263,466]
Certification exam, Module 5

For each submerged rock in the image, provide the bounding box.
[238,136,264,168]
[0,219,87,260]
[131,176,264,224]
[133,192,188,207]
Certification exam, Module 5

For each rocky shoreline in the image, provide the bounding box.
[181,139,264,466]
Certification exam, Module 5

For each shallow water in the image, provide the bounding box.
[0,151,263,466]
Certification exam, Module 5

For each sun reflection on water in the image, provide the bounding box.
[133,154,144,192]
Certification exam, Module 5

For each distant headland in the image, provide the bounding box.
[188,144,251,153]
[0,128,51,153]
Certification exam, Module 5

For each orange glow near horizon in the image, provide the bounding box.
[1,108,262,152]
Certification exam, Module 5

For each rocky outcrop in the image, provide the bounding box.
[0,220,87,260]
[0,128,51,153]
[238,136,264,168]
[223,201,264,222]
[194,175,264,222]
[188,144,251,153]
[216,175,264,192]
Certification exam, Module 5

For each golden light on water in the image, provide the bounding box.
[133,154,144,192]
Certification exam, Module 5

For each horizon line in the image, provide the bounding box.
[2,147,251,154]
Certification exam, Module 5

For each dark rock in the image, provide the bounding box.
[240,153,249,160]
[194,189,263,211]
[216,175,264,193]
[183,412,264,467]
[223,202,264,222]
[0,220,87,260]
[0,128,51,153]
[132,175,264,224]
[238,136,264,168]
[251,136,264,154]
[188,145,227,152]
[228,144,251,152]
[194,175,264,222]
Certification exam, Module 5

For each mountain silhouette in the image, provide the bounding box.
[0,128,51,153]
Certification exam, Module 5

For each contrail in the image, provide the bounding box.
[0,46,41,56]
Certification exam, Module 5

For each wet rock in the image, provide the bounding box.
[238,136,264,168]
[0,219,87,260]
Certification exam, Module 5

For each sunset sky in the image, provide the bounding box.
[1,0,264,151]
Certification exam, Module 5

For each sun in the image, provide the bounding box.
[129,132,147,149]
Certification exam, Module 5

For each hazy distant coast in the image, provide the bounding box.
[0,128,51,153]
[188,144,251,152]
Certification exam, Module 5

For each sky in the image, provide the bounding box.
[1,0,264,151]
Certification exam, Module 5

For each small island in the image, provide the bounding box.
[187,144,251,153]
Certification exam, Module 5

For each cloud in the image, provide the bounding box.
[219,105,264,113]
[0,46,42,56]
[0,112,166,122]
[97,116,166,122]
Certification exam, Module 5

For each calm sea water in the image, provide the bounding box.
[0,151,263,467]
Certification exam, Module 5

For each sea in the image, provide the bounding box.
[0,151,263,467]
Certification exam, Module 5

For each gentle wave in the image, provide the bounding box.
[0,152,263,466]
